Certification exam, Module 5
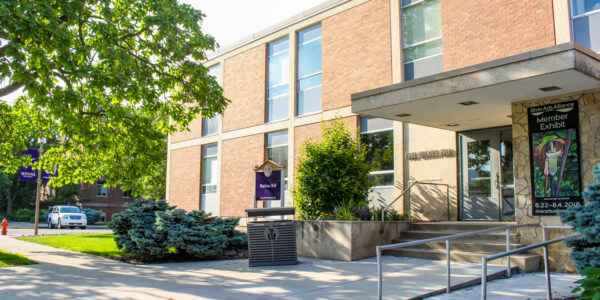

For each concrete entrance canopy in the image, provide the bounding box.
[351,43,600,131]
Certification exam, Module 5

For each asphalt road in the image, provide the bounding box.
[2,221,112,237]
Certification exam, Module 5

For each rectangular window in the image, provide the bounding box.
[402,0,443,80]
[266,131,288,172]
[297,24,322,116]
[202,144,218,195]
[571,0,600,52]
[96,181,108,197]
[123,190,132,198]
[360,117,394,187]
[268,38,290,123]
[203,65,221,136]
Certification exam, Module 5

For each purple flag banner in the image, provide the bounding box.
[18,149,56,183]
[255,170,282,201]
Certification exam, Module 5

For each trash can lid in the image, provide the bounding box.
[245,207,295,217]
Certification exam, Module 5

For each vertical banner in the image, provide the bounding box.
[528,100,583,215]
[255,170,282,201]
[18,149,56,183]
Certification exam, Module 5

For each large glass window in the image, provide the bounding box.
[203,65,220,136]
[297,24,322,116]
[571,0,600,52]
[360,117,394,187]
[401,0,443,80]
[202,144,218,195]
[267,38,290,122]
[266,131,288,172]
[96,181,108,197]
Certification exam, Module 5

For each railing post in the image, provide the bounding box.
[506,228,511,277]
[543,244,552,300]
[481,257,487,300]
[377,246,383,300]
[446,240,451,293]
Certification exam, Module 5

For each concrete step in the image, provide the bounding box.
[410,221,517,233]
[391,239,526,253]
[400,230,519,243]
[383,247,540,273]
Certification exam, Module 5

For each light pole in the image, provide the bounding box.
[33,137,46,236]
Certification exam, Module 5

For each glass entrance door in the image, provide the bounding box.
[460,128,515,221]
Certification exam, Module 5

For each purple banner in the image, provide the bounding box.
[19,149,56,183]
[255,170,282,201]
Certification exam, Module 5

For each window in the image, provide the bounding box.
[123,190,132,198]
[96,181,107,197]
[268,38,290,122]
[202,144,218,195]
[266,130,288,180]
[401,0,443,80]
[571,0,600,52]
[203,65,221,136]
[360,117,394,186]
[297,24,322,116]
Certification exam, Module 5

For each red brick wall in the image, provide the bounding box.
[220,134,264,217]
[322,0,392,111]
[442,0,556,71]
[171,117,203,143]
[168,146,201,211]
[222,45,267,132]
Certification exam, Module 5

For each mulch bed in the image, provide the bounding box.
[111,248,248,265]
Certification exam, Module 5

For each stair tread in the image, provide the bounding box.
[392,239,524,246]
[403,230,517,235]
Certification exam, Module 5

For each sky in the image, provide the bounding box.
[182,0,330,49]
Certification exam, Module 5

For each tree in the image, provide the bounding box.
[0,0,227,192]
[294,118,373,220]
[0,169,37,215]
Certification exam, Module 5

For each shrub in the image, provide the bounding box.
[571,264,600,299]
[110,199,247,260]
[8,208,35,222]
[81,208,102,224]
[558,164,600,273]
[294,117,372,220]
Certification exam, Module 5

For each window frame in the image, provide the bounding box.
[401,0,443,65]
[267,37,290,123]
[201,144,218,195]
[202,64,221,136]
[96,182,108,198]
[296,24,323,117]
[359,117,394,188]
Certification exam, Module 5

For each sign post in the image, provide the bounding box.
[19,139,53,235]
[254,161,286,220]
[528,101,583,215]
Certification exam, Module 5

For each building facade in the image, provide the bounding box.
[167,0,600,271]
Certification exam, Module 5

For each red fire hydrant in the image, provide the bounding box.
[1,218,8,235]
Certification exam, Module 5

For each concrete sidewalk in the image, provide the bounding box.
[0,235,581,299]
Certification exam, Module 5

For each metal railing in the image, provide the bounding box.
[381,181,451,221]
[481,226,579,300]
[376,223,537,299]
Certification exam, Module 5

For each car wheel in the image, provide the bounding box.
[80,226,86,230]
[57,218,62,229]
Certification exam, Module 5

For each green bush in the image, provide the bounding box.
[81,208,102,224]
[294,117,373,220]
[559,164,600,272]
[571,264,600,299]
[8,208,35,222]
[110,199,247,260]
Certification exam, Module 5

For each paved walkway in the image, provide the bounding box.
[0,235,581,299]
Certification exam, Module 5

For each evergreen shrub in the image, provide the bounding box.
[81,208,102,224]
[559,164,600,299]
[294,117,372,220]
[110,199,247,260]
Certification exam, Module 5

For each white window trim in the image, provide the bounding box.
[403,36,443,49]
[401,0,427,8]
[298,71,322,81]
[360,127,394,135]
[403,52,443,65]
[298,35,322,46]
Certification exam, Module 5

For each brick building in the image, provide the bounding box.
[167,0,599,270]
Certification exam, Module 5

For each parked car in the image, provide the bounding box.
[48,206,87,229]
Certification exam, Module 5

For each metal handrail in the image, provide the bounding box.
[380,181,451,221]
[376,223,538,299]
[481,232,581,300]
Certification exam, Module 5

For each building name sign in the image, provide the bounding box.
[406,149,455,160]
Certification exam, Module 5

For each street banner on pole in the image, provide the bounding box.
[18,149,56,183]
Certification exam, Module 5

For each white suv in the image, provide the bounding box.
[48,206,87,229]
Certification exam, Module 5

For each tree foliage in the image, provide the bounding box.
[0,0,227,194]
[559,164,600,272]
[294,118,373,220]
[110,199,246,260]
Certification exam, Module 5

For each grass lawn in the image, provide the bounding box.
[20,234,130,258]
[0,249,37,268]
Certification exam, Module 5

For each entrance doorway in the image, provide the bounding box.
[459,127,515,221]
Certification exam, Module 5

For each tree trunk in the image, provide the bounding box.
[6,191,15,215]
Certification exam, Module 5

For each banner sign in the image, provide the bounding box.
[18,149,56,183]
[255,170,282,201]
[528,101,583,215]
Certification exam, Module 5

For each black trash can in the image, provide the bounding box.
[245,207,297,267]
